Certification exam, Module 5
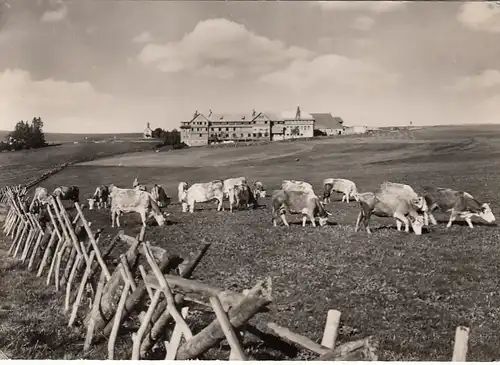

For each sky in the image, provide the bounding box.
[1,0,500,133]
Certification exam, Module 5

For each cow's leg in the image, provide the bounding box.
[341,194,346,203]
[346,193,350,203]
[217,198,223,212]
[280,211,289,227]
[310,215,316,227]
[464,215,474,229]
[354,211,363,232]
[393,212,409,232]
[428,212,438,225]
[111,210,116,228]
[140,211,147,227]
[363,212,372,234]
[396,220,402,231]
[423,212,429,226]
[116,211,122,227]
[302,215,307,227]
[446,210,458,228]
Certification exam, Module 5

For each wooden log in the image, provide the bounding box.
[12,222,29,258]
[138,265,153,299]
[60,246,77,287]
[46,236,65,286]
[267,322,329,355]
[36,228,57,277]
[65,254,83,312]
[108,279,131,360]
[318,336,379,361]
[321,309,341,349]
[84,271,107,351]
[8,219,24,255]
[101,253,183,337]
[74,202,109,278]
[131,289,163,360]
[120,255,137,291]
[20,222,35,262]
[83,240,140,331]
[28,226,47,271]
[178,243,211,278]
[210,295,246,360]
[165,307,189,360]
[55,198,86,263]
[68,250,97,327]
[452,326,469,362]
[175,277,273,360]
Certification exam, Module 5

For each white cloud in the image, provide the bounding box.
[40,0,68,23]
[259,54,399,93]
[457,2,500,33]
[132,31,154,44]
[352,16,375,31]
[314,1,407,13]
[448,69,500,92]
[0,69,163,133]
[138,18,313,79]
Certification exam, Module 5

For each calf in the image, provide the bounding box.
[179,180,225,213]
[323,178,358,203]
[422,186,495,228]
[52,185,80,203]
[354,191,424,235]
[150,184,171,207]
[88,185,110,210]
[281,180,314,194]
[132,177,147,191]
[109,185,168,227]
[229,183,258,212]
[252,181,266,199]
[272,189,332,227]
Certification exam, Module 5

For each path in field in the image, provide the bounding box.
[77,142,315,167]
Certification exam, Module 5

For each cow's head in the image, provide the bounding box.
[409,215,424,235]
[87,198,96,210]
[479,203,495,223]
[410,196,426,211]
[352,192,360,202]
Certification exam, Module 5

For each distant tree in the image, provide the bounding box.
[314,129,327,137]
[6,117,47,150]
[152,128,164,139]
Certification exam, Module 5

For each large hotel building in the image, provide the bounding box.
[180,107,316,147]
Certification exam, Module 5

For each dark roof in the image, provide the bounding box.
[310,113,344,129]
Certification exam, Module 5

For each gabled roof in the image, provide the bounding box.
[184,113,210,123]
[280,110,314,120]
[310,113,344,129]
[254,112,281,121]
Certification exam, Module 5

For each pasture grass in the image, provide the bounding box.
[2,124,500,360]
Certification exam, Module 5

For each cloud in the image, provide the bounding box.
[132,31,154,44]
[457,2,500,33]
[314,1,407,13]
[0,68,162,133]
[138,18,313,79]
[352,16,375,31]
[259,54,399,93]
[448,69,500,92]
[40,0,68,23]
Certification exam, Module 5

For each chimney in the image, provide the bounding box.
[296,106,301,120]
[194,110,198,118]
[252,109,256,117]
[208,109,212,117]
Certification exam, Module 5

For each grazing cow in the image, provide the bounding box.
[223,177,247,207]
[109,185,169,227]
[150,184,171,208]
[30,187,50,212]
[88,185,110,210]
[354,191,424,235]
[378,181,429,224]
[178,182,188,203]
[229,183,258,212]
[272,189,332,227]
[252,181,266,199]
[52,186,80,203]
[323,178,359,203]
[281,180,314,194]
[179,180,225,213]
[421,186,495,228]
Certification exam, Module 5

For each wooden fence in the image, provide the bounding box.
[0,184,471,361]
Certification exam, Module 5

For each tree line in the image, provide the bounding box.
[152,127,187,149]
[0,117,47,151]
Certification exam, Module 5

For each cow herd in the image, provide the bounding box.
[24,175,497,236]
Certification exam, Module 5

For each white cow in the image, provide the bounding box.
[378,181,429,225]
[30,186,51,212]
[179,180,225,213]
[323,178,358,203]
[281,180,314,194]
[272,189,332,227]
[252,181,266,199]
[109,185,169,227]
